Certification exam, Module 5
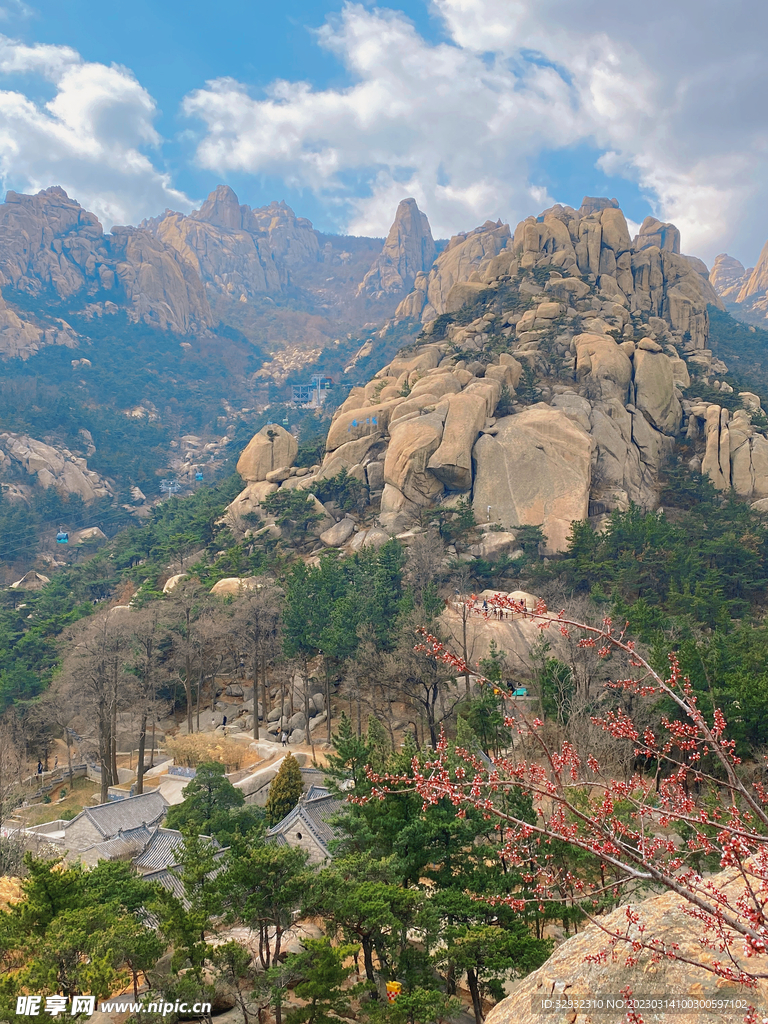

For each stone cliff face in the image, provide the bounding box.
[0,187,213,337]
[0,431,113,502]
[146,186,320,301]
[228,197,764,557]
[733,238,768,321]
[357,198,436,300]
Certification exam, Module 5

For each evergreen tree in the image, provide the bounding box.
[516,362,541,404]
[284,937,358,1024]
[166,761,263,842]
[325,713,371,790]
[265,752,303,826]
[221,840,309,970]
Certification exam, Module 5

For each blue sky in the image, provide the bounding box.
[0,0,766,264]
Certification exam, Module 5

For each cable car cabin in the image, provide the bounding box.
[56,530,69,544]
[511,687,528,698]
[195,471,204,481]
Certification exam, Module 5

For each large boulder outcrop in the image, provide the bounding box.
[210,577,263,597]
[0,431,113,500]
[486,869,768,1024]
[357,198,436,299]
[634,214,681,253]
[632,342,682,435]
[687,402,768,501]
[383,412,445,506]
[236,425,298,483]
[325,398,405,452]
[573,333,632,401]
[471,406,593,553]
[427,391,488,491]
[0,290,76,359]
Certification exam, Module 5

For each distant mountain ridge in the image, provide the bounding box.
[0,185,440,377]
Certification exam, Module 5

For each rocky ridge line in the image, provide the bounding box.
[144,185,321,301]
[0,187,213,345]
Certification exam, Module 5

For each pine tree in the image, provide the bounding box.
[517,362,541,404]
[265,752,303,826]
[284,938,357,1024]
[325,713,370,790]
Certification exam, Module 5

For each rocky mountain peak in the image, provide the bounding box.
[245,199,320,267]
[635,215,681,253]
[192,184,244,231]
[395,218,511,321]
[737,239,768,306]
[0,186,212,341]
[357,197,436,299]
[710,252,749,301]
[708,242,768,327]
[578,195,619,217]
[228,196,759,565]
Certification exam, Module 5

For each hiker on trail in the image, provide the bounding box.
[281,730,288,747]
[37,760,43,775]
[54,756,58,770]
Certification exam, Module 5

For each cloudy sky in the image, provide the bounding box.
[0,0,764,266]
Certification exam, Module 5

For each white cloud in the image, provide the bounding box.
[0,35,192,228]
[183,0,768,265]
[183,3,585,240]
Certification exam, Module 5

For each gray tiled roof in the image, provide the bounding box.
[265,792,345,857]
[77,791,169,838]
[143,849,229,905]
[305,784,331,801]
[81,824,155,861]
[134,829,220,872]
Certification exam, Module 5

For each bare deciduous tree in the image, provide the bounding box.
[228,581,283,743]
[57,611,133,802]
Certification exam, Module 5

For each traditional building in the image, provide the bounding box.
[266,785,345,863]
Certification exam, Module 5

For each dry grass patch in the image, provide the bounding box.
[167,734,247,771]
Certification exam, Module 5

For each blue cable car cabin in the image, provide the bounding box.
[195,471,204,481]
[56,530,69,544]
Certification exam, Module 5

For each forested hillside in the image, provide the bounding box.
[6,194,768,1024]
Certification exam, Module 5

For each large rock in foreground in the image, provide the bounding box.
[472,406,592,553]
[487,870,768,1024]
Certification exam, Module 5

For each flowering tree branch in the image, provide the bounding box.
[361,594,768,998]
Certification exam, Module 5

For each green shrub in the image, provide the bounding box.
[262,489,323,535]
[517,363,541,404]
[313,468,366,512]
